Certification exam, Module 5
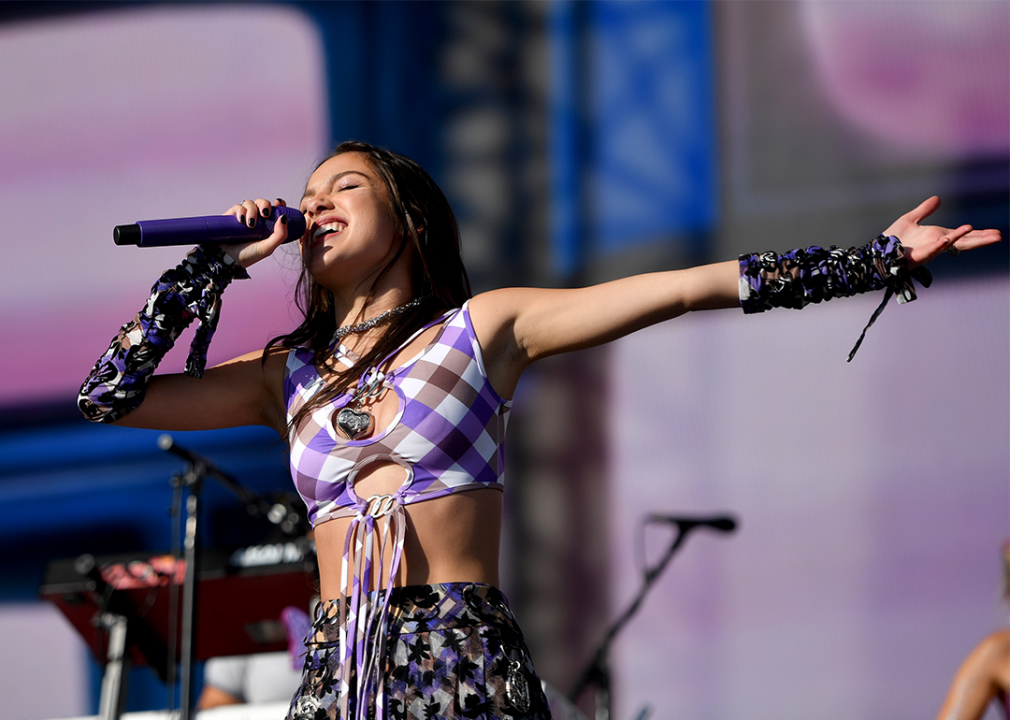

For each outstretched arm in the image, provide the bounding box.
[471,196,1000,398]
[470,261,739,396]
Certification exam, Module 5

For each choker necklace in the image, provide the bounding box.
[330,297,426,345]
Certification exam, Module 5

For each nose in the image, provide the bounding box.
[303,196,332,218]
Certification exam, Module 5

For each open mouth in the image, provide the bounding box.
[311,222,345,246]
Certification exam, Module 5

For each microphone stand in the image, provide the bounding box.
[568,516,735,720]
[165,441,208,720]
[158,433,304,720]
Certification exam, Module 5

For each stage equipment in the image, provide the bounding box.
[40,435,312,720]
[568,513,737,720]
[40,539,315,720]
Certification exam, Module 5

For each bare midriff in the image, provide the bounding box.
[313,484,503,602]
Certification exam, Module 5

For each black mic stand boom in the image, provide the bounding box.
[568,515,737,720]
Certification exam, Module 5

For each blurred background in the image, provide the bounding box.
[0,1,1006,719]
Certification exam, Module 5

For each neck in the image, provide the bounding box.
[326,248,417,329]
[333,288,415,330]
[329,295,425,360]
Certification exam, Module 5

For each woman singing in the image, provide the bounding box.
[79,141,1001,720]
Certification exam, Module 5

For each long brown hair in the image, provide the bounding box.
[267,141,472,434]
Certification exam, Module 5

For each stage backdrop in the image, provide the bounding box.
[0,4,327,409]
[0,6,327,718]
[607,278,1009,720]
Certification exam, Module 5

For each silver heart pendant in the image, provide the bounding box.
[335,406,373,440]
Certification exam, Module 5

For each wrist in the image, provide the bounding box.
[737,235,933,361]
[187,244,251,283]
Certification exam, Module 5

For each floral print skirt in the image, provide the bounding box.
[286,583,552,720]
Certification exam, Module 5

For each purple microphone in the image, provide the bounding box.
[114,205,306,247]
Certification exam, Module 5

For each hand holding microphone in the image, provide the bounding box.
[114,200,307,250]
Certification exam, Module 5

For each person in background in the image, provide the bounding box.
[934,544,1010,720]
[198,652,303,710]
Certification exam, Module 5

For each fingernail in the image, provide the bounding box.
[261,207,270,218]
[280,214,288,225]
[247,217,256,228]
[238,215,246,225]
[276,198,286,205]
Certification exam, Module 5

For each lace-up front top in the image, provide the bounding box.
[282,301,510,720]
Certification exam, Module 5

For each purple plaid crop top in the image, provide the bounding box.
[283,301,510,528]
[284,301,511,717]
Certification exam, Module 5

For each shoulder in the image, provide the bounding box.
[991,629,1010,691]
[467,286,576,349]
[978,628,1010,656]
[465,290,538,400]
[468,287,536,318]
[467,288,534,345]
[275,344,321,396]
[275,343,312,369]
[961,628,1010,689]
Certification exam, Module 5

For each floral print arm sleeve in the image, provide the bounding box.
[78,245,249,423]
[739,234,933,360]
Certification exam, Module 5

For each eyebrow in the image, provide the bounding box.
[302,170,371,200]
